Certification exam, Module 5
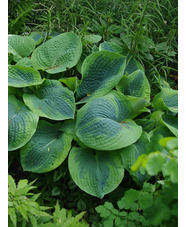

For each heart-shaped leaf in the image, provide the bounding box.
[76,51,126,102]
[116,70,151,101]
[152,88,178,113]
[8,35,36,62]
[20,120,72,173]
[23,80,75,120]
[8,65,43,87]
[8,95,39,151]
[31,32,82,74]
[98,42,144,76]
[119,132,150,185]
[75,91,142,150]
[68,147,124,198]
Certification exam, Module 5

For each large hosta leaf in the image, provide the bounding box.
[116,70,151,101]
[23,80,75,120]
[8,95,39,151]
[98,42,144,76]
[76,51,126,102]
[8,65,43,87]
[152,88,178,113]
[75,91,142,150]
[31,32,82,74]
[8,35,36,62]
[68,147,124,198]
[20,120,72,173]
[119,132,150,185]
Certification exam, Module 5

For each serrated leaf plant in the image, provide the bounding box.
[8,32,178,199]
[8,175,89,227]
[96,183,175,227]
[8,175,51,227]
[37,201,89,227]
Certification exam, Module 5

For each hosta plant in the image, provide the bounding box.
[8,32,178,199]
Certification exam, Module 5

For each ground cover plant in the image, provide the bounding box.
[8,0,178,226]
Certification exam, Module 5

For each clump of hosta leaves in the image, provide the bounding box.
[8,33,178,200]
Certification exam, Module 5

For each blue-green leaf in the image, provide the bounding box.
[119,132,150,184]
[8,35,36,62]
[31,32,82,74]
[68,147,124,198]
[23,80,75,120]
[8,65,43,87]
[8,95,39,151]
[116,70,151,101]
[75,91,142,150]
[152,88,178,113]
[76,51,126,103]
[21,120,72,173]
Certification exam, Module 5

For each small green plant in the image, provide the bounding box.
[96,180,177,227]
[8,174,89,227]
[8,175,51,227]
[96,182,177,227]
[37,201,89,227]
